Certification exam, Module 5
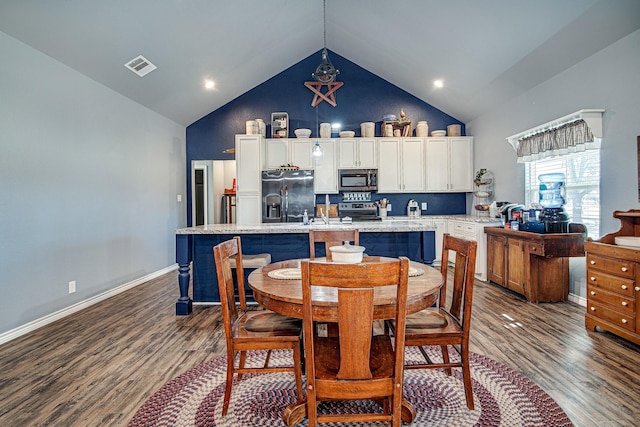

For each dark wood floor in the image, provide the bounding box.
[1,270,639,427]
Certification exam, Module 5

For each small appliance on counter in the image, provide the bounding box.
[407,199,420,218]
[498,203,524,225]
[538,172,570,233]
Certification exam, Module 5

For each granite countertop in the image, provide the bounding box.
[176,215,502,235]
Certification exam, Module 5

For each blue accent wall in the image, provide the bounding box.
[186,49,468,224]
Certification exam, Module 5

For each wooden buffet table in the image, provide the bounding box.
[485,226,586,303]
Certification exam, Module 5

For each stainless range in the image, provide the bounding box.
[339,192,380,221]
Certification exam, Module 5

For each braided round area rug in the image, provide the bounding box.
[129,347,573,426]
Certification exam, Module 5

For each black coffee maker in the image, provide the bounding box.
[537,173,569,233]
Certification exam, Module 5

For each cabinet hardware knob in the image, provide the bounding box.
[590,260,596,265]
[635,287,640,292]
[621,267,628,272]
[590,291,596,296]
[621,319,628,324]
[622,301,628,306]
[590,307,596,311]
[590,276,596,282]
[621,285,628,290]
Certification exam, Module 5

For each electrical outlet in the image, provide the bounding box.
[387,204,392,212]
[421,202,428,210]
[69,280,76,294]
[177,194,182,202]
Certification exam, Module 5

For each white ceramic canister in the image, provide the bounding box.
[416,121,429,137]
[361,122,375,137]
[245,120,257,135]
[385,124,393,137]
[319,123,331,138]
[255,118,266,137]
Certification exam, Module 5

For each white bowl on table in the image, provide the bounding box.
[294,128,311,138]
[329,244,366,263]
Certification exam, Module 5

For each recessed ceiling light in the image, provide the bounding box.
[433,79,444,88]
[204,79,215,89]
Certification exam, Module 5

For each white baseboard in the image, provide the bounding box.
[0,264,178,346]
[568,292,587,307]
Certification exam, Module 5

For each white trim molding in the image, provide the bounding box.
[507,109,605,151]
[0,264,178,346]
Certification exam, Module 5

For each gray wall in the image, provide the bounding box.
[468,29,640,298]
[0,31,186,337]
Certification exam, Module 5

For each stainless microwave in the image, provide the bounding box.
[338,169,378,192]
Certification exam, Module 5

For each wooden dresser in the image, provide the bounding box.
[585,209,640,344]
[485,226,586,303]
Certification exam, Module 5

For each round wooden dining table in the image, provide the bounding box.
[247,256,444,426]
[248,256,444,321]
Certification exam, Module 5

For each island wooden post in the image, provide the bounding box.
[176,234,193,315]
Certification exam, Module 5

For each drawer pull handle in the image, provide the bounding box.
[635,287,640,292]
[621,319,628,324]
[622,301,628,307]
[590,276,596,282]
[532,247,537,252]
[590,291,596,296]
[621,267,628,272]
[590,306,596,311]
[590,260,596,265]
[621,285,628,290]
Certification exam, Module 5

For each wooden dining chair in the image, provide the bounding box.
[308,229,359,260]
[391,233,478,410]
[213,236,303,416]
[300,257,410,426]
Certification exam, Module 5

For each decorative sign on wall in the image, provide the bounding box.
[304,81,344,107]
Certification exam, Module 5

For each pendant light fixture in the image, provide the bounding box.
[312,105,323,159]
[312,0,339,84]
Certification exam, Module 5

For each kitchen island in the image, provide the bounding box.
[174,219,438,314]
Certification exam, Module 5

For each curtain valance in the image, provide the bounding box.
[516,119,600,163]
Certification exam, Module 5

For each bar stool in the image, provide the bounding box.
[230,252,271,302]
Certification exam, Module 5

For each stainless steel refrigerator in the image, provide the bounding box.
[262,170,314,223]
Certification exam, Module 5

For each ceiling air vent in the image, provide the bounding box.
[124,55,157,77]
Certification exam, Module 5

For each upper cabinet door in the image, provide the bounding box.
[377,138,401,192]
[425,138,449,191]
[290,139,313,170]
[358,138,377,168]
[338,138,357,168]
[449,137,473,192]
[314,139,338,194]
[265,139,289,169]
[235,135,263,194]
[400,138,424,192]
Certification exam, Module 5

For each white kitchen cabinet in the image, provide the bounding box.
[235,135,263,194]
[290,139,313,169]
[338,138,377,168]
[377,138,424,192]
[235,193,261,225]
[425,137,473,192]
[235,134,264,224]
[447,218,502,281]
[313,139,338,194]
[265,138,313,170]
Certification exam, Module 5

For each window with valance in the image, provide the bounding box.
[516,119,600,163]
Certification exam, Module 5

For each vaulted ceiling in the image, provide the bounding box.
[1,0,639,126]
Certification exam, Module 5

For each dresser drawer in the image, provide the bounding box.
[587,254,635,279]
[587,269,636,297]
[587,302,635,332]
[587,285,635,315]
